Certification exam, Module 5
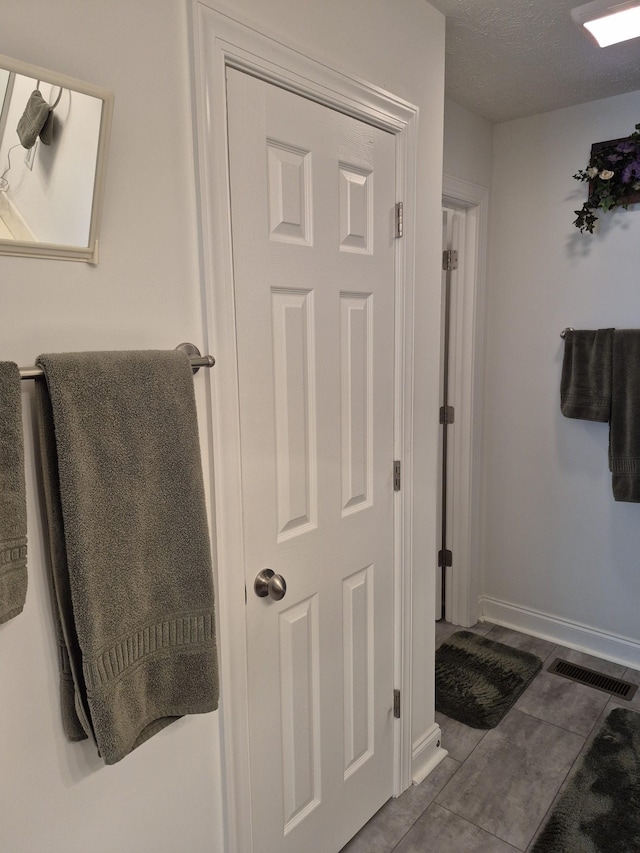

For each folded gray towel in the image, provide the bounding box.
[35,351,218,763]
[560,329,613,422]
[17,90,52,149]
[610,331,640,502]
[0,362,28,625]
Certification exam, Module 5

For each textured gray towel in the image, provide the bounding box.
[610,331,640,502]
[16,90,52,149]
[560,329,613,421]
[35,351,218,764]
[0,362,28,624]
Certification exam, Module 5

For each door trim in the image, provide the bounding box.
[191,4,419,850]
[441,175,489,628]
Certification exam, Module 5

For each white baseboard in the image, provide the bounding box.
[411,723,447,785]
[480,596,640,670]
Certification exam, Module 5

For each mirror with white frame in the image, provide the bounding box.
[0,53,113,263]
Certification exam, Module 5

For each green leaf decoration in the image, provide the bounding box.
[573,123,640,233]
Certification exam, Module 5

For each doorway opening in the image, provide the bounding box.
[437,206,462,621]
[437,177,489,627]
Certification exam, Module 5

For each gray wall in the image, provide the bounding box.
[445,89,640,664]
[0,0,446,849]
[1,2,224,850]
[483,90,640,663]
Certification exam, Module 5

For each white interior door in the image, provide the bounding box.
[226,67,397,853]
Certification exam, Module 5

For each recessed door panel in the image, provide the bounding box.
[341,292,373,516]
[271,288,318,541]
[343,565,374,778]
[267,140,313,245]
[279,595,321,830]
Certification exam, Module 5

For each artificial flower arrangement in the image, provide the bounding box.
[573,122,640,233]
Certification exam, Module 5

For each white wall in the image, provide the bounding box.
[0,2,225,852]
[1,1,445,851]
[443,97,493,188]
[481,89,640,665]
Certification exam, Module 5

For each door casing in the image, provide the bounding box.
[191,4,420,850]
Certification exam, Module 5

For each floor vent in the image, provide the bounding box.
[548,658,638,700]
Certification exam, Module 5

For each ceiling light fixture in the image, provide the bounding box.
[571,0,640,46]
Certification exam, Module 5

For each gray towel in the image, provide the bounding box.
[0,363,28,624]
[35,350,218,764]
[610,331,640,501]
[16,90,53,149]
[560,329,613,422]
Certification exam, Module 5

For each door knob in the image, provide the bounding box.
[254,568,287,601]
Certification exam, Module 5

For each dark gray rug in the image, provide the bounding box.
[435,630,542,728]
[532,707,640,852]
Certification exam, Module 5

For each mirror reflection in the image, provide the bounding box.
[0,54,113,262]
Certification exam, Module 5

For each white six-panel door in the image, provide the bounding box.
[226,68,397,852]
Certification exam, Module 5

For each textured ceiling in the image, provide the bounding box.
[428,0,640,123]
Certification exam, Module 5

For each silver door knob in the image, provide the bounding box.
[254,568,287,601]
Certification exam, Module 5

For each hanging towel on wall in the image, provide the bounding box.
[560,329,613,421]
[610,331,640,502]
[561,329,640,502]
[0,362,28,624]
[17,90,52,149]
[35,350,218,764]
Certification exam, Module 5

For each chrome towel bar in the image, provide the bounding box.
[18,342,215,381]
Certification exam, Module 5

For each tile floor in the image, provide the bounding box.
[341,620,640,852]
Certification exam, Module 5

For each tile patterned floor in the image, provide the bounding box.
[341,621,640,852]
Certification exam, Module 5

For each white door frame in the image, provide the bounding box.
[190,4,419,851]
[441,175,489,628]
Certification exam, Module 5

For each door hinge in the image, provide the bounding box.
[439,405,455,425]
[438,549,453,568]
[395,202,404,238]
[393,689,401,719]
[442,249,458,271]
[393,460,401,491]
